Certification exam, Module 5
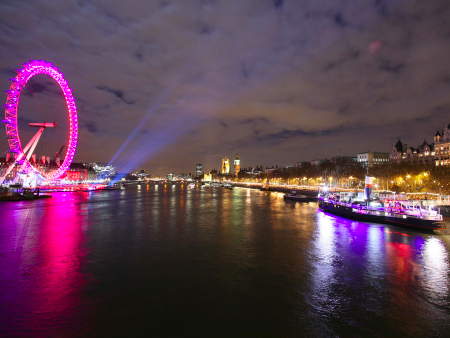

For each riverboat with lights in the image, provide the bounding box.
[318,191,444,230]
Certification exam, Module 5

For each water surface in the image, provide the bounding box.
[0,184,449,337]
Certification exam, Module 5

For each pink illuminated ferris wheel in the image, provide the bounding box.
[2,60,78,182]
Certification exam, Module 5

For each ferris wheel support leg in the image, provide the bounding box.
[0,127,45,185]
[19,127,45,157]
[17,128,45,175]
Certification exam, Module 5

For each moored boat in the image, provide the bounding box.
[284,191,317,202]
[318,191,444,231]
[0,185,51,201]
[99,184,121,191]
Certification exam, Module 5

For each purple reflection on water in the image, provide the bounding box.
[310,210,449,333]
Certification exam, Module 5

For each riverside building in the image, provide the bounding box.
[390,123,450,166]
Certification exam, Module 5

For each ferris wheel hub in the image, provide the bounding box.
[28,122,57,128]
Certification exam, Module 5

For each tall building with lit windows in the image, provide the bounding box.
[220,157,230,175]
[233,154,240,176]
[195,163,203,178]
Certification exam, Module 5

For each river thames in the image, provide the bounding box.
[0,184,449,337]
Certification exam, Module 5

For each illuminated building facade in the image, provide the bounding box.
[203,172,212,182]
[357,152,389,167]
[90,162,116,179]
[65,169,89,181]
[220,157,230,175]
[233,155,240,176]
[66,163,96,181]
[435,124,450,166]
[1,151,87,183]
[390,140,435,164]
[390,123,450,166]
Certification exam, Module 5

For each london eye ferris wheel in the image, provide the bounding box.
[1,60,78,184]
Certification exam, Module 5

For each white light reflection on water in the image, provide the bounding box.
[311,212,336,304]
[245,188,251,205]
[421,237,449,304]
[367,226,385,277]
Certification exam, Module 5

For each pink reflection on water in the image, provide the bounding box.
[0,193,90,336]
[33,193,87,308]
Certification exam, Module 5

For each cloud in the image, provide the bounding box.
[273,0,284,10]
[378,59,405,74]
[96,85,135,105]
[22,82,48,96]
[0,0,449,174]
[83,121,99,134]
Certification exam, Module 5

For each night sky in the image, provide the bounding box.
[1,0,449,174]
